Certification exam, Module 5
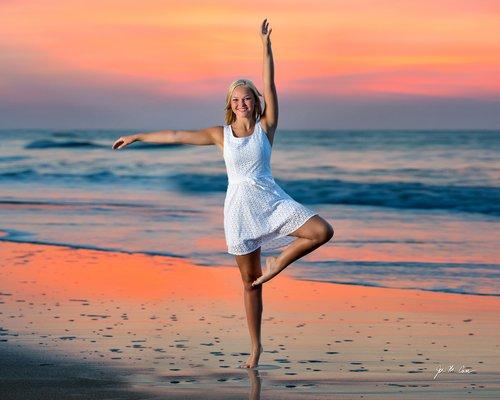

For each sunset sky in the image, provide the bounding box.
[1,0,499,129]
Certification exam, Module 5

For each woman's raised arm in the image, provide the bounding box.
[260,19,279,142]
[112,126,223,150]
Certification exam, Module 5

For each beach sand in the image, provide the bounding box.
[0,239,499,399]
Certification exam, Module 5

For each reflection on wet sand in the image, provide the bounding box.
[1,241,499,399]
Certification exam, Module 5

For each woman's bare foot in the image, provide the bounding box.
[251,256,279,287]
[243,344,263,368]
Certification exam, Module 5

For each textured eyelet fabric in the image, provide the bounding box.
[222,121,317,255]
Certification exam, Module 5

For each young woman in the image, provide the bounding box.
[112,19,334,368]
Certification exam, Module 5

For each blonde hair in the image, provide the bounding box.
[224,79,263,125]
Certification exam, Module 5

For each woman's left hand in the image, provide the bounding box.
[260,18,272,43]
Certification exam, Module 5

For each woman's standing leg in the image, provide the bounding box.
[235,247,264,368]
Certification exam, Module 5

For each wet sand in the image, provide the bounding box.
[0,240,499,399]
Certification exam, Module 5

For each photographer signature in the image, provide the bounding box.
[434,364,474,380]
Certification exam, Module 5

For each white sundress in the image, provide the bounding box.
[223,120,318,255]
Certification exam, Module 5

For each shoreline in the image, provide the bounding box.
[1,233,497,298]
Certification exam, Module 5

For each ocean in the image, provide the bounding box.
[1,128,499,296]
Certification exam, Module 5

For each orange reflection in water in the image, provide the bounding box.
[1,241,499,318]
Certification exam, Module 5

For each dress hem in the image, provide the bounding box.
[226,212,318,256]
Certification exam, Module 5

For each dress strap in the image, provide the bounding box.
[223,124,231,143]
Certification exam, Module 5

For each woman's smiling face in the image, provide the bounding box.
[231,85,255,119]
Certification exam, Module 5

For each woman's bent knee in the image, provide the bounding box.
[315,221,334,245]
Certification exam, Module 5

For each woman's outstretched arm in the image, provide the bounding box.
[260,18,279,143]
[112,126,222,150]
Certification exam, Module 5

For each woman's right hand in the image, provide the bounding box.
[112,134,138,150]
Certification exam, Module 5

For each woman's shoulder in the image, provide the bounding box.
[258,117,276,136]
[215,125,225,136]
[258,117,276,145]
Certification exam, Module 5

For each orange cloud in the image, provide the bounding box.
[1,0,499,98]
